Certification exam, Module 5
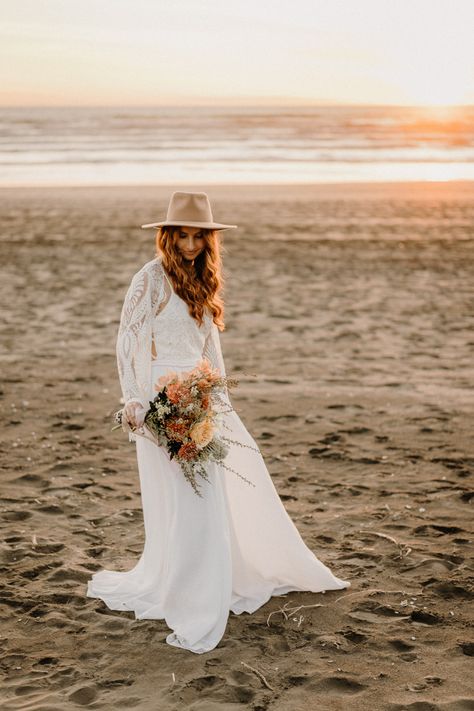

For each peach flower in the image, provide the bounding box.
[189,418,215,449]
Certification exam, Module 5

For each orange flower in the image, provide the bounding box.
[165,417,188,442]
[166,382,193,405]
[177,442,199,461]
[165,382,181,404]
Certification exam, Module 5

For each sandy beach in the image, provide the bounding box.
[1,182,473,710]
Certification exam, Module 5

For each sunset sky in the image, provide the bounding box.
[1,0,474,107]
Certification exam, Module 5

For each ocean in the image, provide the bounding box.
[1,105,474,186]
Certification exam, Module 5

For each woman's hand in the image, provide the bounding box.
[123,400,147,430]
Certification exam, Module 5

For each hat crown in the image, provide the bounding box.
[167,191,214,224]
[140,190,237,230]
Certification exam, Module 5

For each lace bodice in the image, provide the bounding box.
[116,256,230,441]
[152,287,213,366]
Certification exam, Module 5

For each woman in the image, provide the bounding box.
[86,191,350,654]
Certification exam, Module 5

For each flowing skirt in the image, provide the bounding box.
[86,359,351,654]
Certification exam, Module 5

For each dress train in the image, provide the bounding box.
[87,362,350,653]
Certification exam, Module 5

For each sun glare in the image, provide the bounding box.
[404,74,470,108]
[383,3,473,108]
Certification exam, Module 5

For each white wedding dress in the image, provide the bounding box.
[86,257,350,654]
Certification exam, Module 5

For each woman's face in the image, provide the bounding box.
[174,226,206,261]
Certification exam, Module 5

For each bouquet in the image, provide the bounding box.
[113,359,257,497]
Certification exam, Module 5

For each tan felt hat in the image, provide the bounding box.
[141,191,238,230]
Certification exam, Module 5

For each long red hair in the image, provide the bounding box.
[155,226,225,330]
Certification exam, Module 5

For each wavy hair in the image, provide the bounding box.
[155,226,225,330]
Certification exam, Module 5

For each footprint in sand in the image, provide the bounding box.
[311,675,367,695]
[35,656,59,666]
[35,542,65,553]
[171,674,255,706]
[425,580,474,600]
[2,511,32,521]
[410,610,443,625]
[48,567,91,584]
[37,504,63,515]
[388,638,416,652]
[349,600,410,625]
[18,473,43,484]
[385,703,442,710]
[458,642,474,656]
[20,562,62,580]
[341,628,368,644]
[68,685,98,705]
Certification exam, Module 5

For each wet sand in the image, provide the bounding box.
[1,182,473,710]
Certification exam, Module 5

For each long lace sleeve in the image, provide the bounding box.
[116,259,167,443]
[116,268,152,408]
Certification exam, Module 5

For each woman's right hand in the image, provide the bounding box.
[123,400,147,430]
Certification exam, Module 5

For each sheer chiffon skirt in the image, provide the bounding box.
[86,359,351,654]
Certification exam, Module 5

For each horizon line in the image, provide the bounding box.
[1,101,474,109]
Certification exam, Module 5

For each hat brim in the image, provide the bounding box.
[141,221,238,231]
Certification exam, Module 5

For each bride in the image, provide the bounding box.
[86,191,350,654]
